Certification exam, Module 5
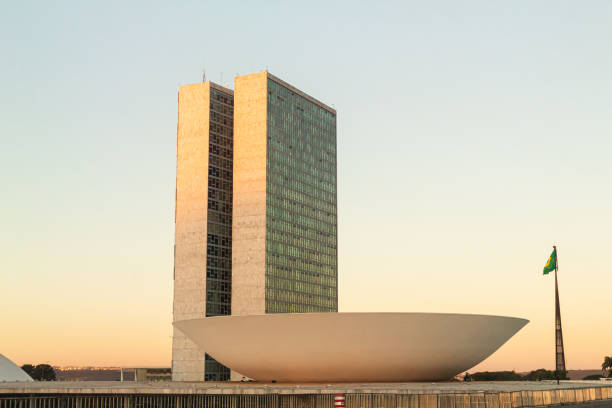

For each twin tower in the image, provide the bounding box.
[172,72,338,381]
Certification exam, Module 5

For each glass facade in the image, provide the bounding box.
[265,78,338,313]
[204,86,233,381]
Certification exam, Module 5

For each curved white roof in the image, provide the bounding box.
[174,312,528,382]
[0,354,33,382]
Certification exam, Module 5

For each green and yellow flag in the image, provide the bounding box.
[543,248,557,275]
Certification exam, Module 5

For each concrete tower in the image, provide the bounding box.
[172,72,337,381]
[172,81,234,381]
[232,72,337,316]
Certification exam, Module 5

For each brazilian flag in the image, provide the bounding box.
[543,248,557,275]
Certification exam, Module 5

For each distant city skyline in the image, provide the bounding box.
[1,1,611,373]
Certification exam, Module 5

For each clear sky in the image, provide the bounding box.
[1,1,611,372]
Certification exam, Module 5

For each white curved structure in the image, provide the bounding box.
[0,354,33,382]
[174,312,528,382]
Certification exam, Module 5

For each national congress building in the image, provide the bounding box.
[172,72,337,381]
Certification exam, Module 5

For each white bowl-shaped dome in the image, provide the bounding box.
[0,354,33,382]
[174,312,528,382]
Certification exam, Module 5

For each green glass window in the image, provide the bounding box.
[205,87,234,380]
[265,79,338,314]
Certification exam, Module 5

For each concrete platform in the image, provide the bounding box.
[0,380,611,394]
[1,380,611,407]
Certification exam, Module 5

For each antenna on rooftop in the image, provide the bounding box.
[202,67,206,83]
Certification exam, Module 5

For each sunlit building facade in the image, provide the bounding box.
[232,72,337,316]
[172,82,233,381]
[173,72,337,381]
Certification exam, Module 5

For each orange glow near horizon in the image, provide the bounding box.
[3,243,610,373]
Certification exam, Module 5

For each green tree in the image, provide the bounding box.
[602,356,612,378]
[523,369,562,381]
[31,364,56,381]
[470,371,523,381]
[20,364,35,377]
[524,369,551,381]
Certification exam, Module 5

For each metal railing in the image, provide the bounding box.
[0,387,610,408]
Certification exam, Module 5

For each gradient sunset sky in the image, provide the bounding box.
[1,1,611,373]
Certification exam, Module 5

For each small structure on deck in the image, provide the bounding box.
[119,367,171,382]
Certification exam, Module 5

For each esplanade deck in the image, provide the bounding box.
[1,380,611,407]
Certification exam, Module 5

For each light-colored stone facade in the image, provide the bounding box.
[231,72,268,317]
[174,72,336,382]
[172,82,210,381]
[172,82,233,381]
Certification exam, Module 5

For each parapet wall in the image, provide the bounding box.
[1,385,611,407]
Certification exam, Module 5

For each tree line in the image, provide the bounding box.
[21,364,56,381]
[470,355,612,381]
[469,369,568,381]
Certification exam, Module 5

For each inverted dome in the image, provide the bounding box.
[0,354,33,382]
[174,312,528,382]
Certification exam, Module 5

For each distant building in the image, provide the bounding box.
[55,367,123,381]
[120,367,171,382]
[172,72,337,381]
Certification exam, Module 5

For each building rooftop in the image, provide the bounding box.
[234,71,336,114]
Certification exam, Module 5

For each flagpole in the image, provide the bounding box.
[553,245,566,379]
